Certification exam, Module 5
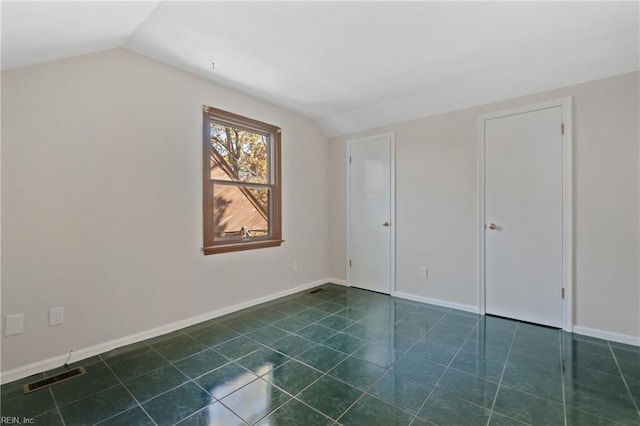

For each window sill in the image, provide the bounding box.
[203,239,284,255]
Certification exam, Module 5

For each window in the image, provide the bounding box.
[202,106,282,254]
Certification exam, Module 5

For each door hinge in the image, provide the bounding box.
[349,259,352,267]
[349,156,352,164]
[561,123,565,135]
[562,288,565,299]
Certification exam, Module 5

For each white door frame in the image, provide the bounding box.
[346,132,396,295]
[478,97,573,331]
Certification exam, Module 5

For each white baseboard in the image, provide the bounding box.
[327,278,348,286]
[0,278,331,385]
[394,291,480,314]
[573,325,640,347]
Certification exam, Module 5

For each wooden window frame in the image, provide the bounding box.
[202,106,283,255]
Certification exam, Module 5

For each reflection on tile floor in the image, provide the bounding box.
[2,284,639,425]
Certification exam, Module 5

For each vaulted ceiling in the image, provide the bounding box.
[2,1,639,136]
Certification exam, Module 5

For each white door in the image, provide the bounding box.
[485,106,564,328]
[348,134,394,294]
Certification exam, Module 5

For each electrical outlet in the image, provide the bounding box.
[292,260,298,272]
[49,307,64,326]
[5,314,24,336]
[420,266,428,278]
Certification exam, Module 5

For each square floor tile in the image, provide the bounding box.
[410,416,434,426]
[507,350,561,375]
[566,350,619,375]
[315,302,347,314]
[1,387,57,419]
[174,348,229,379]
[96,406,155,426]
[406,341,459,366]
[221,378,291,424]
[250,308,289,323]
[142,382,212,426]
[424,330,468,348]
[236,347,290,376]
[295,323,337,342]
[619,361,640,382]
[393,354,446,386]
[256,398,333,425]
[352,342,403,368]
[450,352,504,382]
[189,326,240,347]
[294,308,328,323]
[501,365,563,402]
[611,345,640,365]
[215,336,263,360]
[195,362,258,400]
[264,359,322,395]
[487,412,529,425]
[124,365,189,402]
[269,334,316,357]
[444,312,480,326]
[510,340,560,361]
[33,410,65,426]
[565,407,620,426]
[400,311,443,327]
[220,317,267,334]
[51,365,120,407]
[428,320,474,337]
[328,357,386,390]
[369,369,432,414]
[246,325,290,345]
[493,386,563,425]
[175,403,245,426]
[273,316,315,333]
[564,364,631,400]
[436,369,498,408]
[564,383,640,425]
[1,374,44,404]
[344,322,390,341]
[317,315,357,331]
[151,335,208,362]
[563,336,612,357]
[393,320,430,339]
[322,332,367,355]
[60,384,137,425]
[103,349,169,381]
[336,307,369,322]
[339,394,413,425]
[297,345,349,372]
[298,375,363,420]
[418,389,490,426]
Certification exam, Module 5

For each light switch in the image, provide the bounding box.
[5,314,24,336]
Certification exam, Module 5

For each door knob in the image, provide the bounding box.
[487,223,497,230]
[382,221,390,227]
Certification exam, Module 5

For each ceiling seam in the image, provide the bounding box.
[122,0,164,48]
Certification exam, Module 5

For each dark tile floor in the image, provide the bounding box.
[2,284,639,425]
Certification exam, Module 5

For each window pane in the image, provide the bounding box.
[209,123,268,184]
[213,184,270,240]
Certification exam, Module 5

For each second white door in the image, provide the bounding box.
[484,106,564,328]
[348,134,393,294]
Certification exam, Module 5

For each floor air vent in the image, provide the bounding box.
[308,288,328,294]
[23,367,86,394]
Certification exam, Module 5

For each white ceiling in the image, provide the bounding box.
[2,1,639,136]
